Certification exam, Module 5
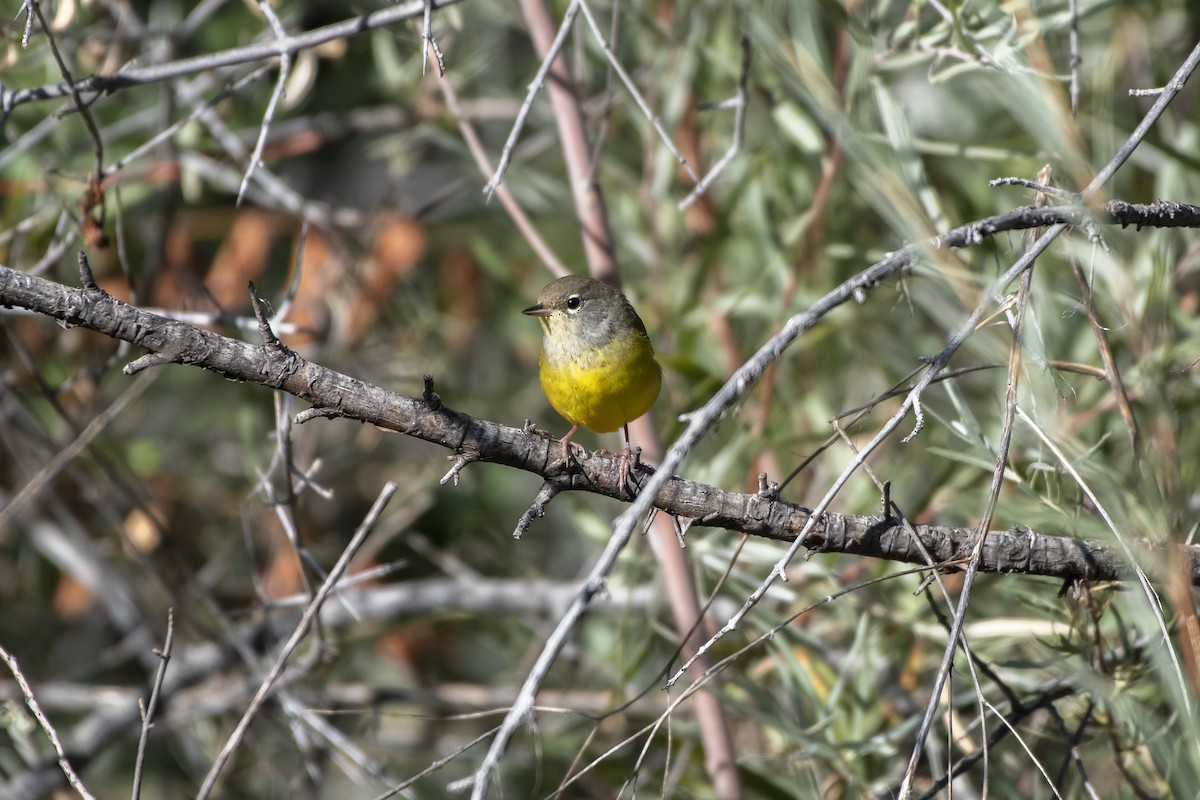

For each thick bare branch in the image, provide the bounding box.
[2,223,1198,587]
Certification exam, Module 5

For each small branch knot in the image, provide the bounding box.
[77,251,101,292]
[422,374,443,409]
[756,472,779,500]
[247,281,303,388]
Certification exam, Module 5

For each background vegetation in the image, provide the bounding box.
[2,0,1200,797]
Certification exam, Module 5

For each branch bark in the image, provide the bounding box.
[3,205,1199,585]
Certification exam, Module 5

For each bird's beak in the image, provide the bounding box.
[522,303,552,317]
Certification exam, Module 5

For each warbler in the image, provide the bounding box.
[522,275,661,486]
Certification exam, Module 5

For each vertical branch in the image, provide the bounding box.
[631,422,745,800]
[470,1,743,798]
[517,0,618,283]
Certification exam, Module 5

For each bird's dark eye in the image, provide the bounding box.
[566,295,582,311]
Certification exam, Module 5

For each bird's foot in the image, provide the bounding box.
[596,444,642,498]
[558,439,591,474]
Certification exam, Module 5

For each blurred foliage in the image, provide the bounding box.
[3,0,1200,798]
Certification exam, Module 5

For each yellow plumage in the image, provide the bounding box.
[538,331,661,434]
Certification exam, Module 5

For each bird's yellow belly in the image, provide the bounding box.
[539,340,661,433]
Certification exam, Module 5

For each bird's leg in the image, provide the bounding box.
[618,424,634,496]
[561,424,581,464]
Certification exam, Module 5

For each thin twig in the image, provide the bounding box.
[18,0,34,47]
[513,481,563,539]
[29,0,105,176]
[988,176,1073,198]
[679,35,750,211]
[438,74,569,275]
[984,698,1067,799]
[30,0,106,235]
[420,0,445,76]
[421,0,433,75]
[1070,258,1139,447]
[373,728,497,800]
[2,0,469,121]
[0,371,158,534]
[194,482,398,800]
[237,1,292,206]
[0,643,97,800]
[103,66,275,179]
[483,0,581,201]
[575,0,698,184]
[131,609,175,800]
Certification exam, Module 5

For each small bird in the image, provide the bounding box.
[522,275,662,489]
